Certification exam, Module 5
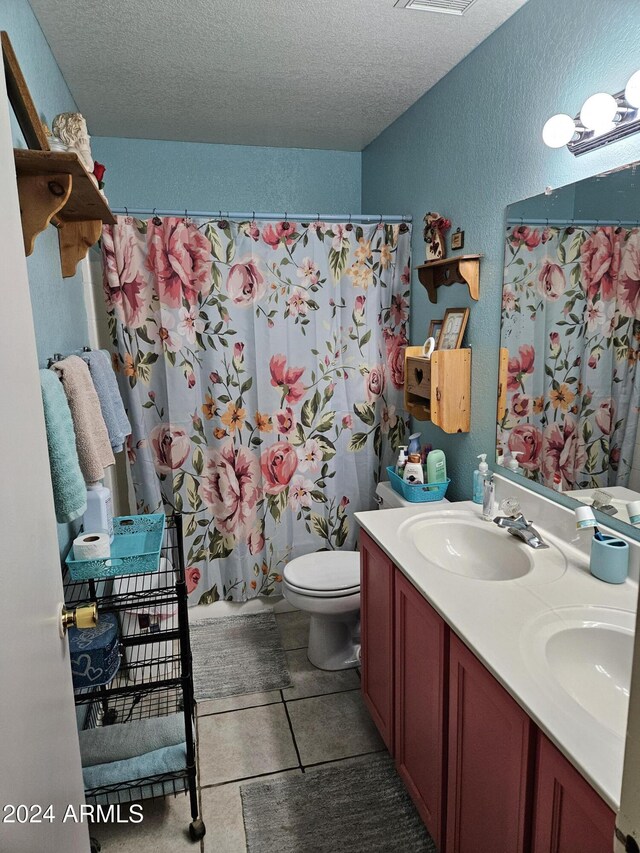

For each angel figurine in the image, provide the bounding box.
[52,112,94,174]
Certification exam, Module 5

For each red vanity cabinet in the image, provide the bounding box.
[360,530,395,753]
[358,529,616,853]
[532,733,615,853]
[395,570,448,849]
[447,633,534,853]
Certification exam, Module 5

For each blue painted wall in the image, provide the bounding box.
[362,0,640,501]
[92,136,362,214]
[2,0,88,366]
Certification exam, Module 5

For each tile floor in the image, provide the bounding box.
[90,609,385,852]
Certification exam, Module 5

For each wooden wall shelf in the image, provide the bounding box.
[404,345,471,433]
[14,149,115,278]
[416,254,481,304]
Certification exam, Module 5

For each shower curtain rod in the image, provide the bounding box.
[507,217,639,227]
[111,207,412,224]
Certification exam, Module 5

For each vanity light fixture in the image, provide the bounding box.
[543,70,640,155]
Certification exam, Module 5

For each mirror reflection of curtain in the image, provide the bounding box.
[498,224,640,491]
[101,216,411,603]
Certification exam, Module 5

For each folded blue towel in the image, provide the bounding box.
[78,713,185,767]
[82,742,186,790]
[81,350,131,453]
[39,370,87,523]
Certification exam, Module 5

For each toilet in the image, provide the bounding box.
[283,551,361,671]
[283,481,445,671]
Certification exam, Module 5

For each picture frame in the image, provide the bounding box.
[438,307,469,350]
[1,31,49,150]
[428,318,443,348]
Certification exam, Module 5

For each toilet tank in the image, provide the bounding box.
[375,480,450,509]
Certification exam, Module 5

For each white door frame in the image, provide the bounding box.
[0,58,89,853]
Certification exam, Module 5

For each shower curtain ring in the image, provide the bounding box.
[152,208,162,226]
[316,213,320,222]
[348,213,352,224]
[124,206,129,217]
[378,214,383,225]
[284,212,288,225]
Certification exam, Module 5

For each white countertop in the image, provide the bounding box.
[355,485,639,811]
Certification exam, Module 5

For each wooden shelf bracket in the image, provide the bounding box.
[17,173,71,255]
[416,254,481,304]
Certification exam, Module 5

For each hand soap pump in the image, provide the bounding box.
[403,453,425,484]
[473,454,489,505]
[396,446,409,475]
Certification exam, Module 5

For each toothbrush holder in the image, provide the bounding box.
[590,534,629,584]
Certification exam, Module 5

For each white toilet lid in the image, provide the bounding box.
[283,551,360,594]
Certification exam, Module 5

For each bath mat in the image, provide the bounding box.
[190,612,291,701]
[240,753,436,853]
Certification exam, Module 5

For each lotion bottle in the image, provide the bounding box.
[395,446,408,476]
[84,482,114,542]
[473,454,489,504]
[403,453,425,484]
[426,448,447,484]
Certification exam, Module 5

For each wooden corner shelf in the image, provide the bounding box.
[14,148,116,278]
[416,254,482,304]
[404,345,471,433]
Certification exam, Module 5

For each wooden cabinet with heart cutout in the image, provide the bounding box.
[404,345,471,433]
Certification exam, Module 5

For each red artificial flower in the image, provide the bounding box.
[93,161,106,182]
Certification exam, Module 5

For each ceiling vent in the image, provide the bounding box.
[394,0,479,14]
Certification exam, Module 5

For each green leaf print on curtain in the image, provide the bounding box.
[102,216,411,602]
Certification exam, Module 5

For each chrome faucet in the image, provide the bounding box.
[493,511,549,549]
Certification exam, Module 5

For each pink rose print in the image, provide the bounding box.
[595,398,615,435]
[200,440,261,536]
[502,289,516,312]
[383,329,408,390]
[542,418,586,488]
[510,226,542,250]
[146,218,213,308]
[390,294,409,326]
[401,265,411,286]
[507,424,543,471]
[102,223,152,328]
[537,261,566,301]
[248,223,260,241]
[580,226,623,302]
[510,393,531,419]
[185,567,201,595]
[262,221,297,249]
[366,363,386,402]
[269,355,306,404]
[549,332,561,356]
[233,342,245,362]
[227,257,266,306]
[354,295,366,318]
[617,230,640,319]
[342,414,353,429]
[507,345,535,391]
[248,523,265,555]
[260,441,298,495]
[149,424,191,474]
[274,406,296,435]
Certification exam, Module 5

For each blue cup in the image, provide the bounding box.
[590,534,629,584]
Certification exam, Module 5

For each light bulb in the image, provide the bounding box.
[542,114,576,148]
[625,70,640,108]
[580,93,618,131]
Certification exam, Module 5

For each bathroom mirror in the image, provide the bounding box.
[496,160,640,531]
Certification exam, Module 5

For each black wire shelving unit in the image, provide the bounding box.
[64,514,205,845]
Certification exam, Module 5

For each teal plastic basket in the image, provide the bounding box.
[66,514,166,580]
[385,466,450,503]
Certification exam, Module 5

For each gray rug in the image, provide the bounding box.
[190,612,291,701]
[240,753,436,853]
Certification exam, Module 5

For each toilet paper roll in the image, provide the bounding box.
[73,532,110,560]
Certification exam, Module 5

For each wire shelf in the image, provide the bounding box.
[82,686,184,729]
[85,768,192,806]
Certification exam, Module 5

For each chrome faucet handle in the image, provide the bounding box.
[498,497,521,518]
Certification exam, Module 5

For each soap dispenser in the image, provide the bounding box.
[396,446,409,475]
[473,454,489,504]
[507,451,522,473]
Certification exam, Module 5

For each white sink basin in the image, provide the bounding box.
[523,606,635,736]
[399,512,566,583]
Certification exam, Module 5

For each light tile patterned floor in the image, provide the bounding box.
[88,609,383,853]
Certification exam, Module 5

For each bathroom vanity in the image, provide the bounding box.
[356,479,636,852]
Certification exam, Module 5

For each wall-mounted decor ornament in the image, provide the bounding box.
[423,212,451,262]
[52,112,94,175]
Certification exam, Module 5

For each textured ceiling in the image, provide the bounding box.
[29,0,528,150]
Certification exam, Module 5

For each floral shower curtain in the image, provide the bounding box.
[498,224,640,490]
[102,216,411,603]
